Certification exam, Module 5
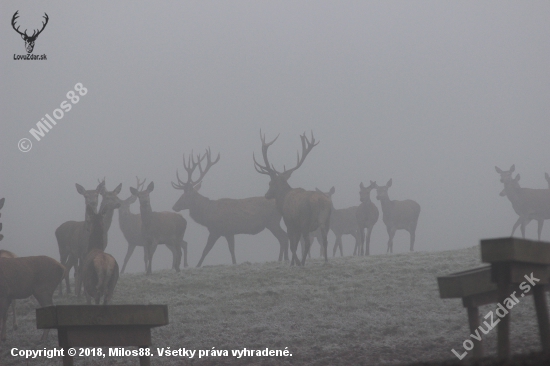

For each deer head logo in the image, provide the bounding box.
[12,11,49,54]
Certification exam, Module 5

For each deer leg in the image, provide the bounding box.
[0,300,9,341]
[225,235,237,265]
[182,240,188,268]
[365,226,373,256]
[11,301,17,330]
[537,220,544,241]
[387,227,396,254]
[120,244,136,274]
[511,217,522,237]
[409,229,416,252]
[33,292,53,342]
[333,235,340,257]
[300,232,312,266]
[197,232,221,268]
[289,231,300,266]
[267,221,289,262]
[147,240,159,274]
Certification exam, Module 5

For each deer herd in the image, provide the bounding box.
[1,132,549,343]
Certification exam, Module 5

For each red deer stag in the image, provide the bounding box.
[496,165,550,240]
[172,149,289,267]
[356,181,379,256]
[55,180,104,296]
[0,256,64,341]
[130,182,186,275]
[254,132,331,266]
[375,179,420,253]
[0,250,18,332]
[82,203,120,305]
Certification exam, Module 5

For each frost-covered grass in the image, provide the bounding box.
[1,246,548,365]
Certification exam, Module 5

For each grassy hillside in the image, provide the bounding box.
[1,246,547,365]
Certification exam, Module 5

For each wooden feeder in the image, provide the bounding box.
[37,305,168,366]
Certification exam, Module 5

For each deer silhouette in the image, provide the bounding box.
[11,11,49,53]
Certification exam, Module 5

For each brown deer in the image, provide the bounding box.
[300,187,360,258]
[375,179,420,253]
[81,203,120,305]
[172,149,289,267]
[105,177,187,273]
[55,181,104,296]
[0,255,65,341]
[130,182,187,275]
[496,165,550,240]
[0,250,18,331]
[254,132,331,266]
[356,181,379,256]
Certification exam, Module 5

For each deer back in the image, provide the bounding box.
[380,199,420,229]
[282,188,332,231]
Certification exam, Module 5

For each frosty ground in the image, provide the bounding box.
[1,245,547,365]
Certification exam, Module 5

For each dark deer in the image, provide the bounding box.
[356,181,379,256]
[130,182,187,275]
[55,181,104,296]
[375,179,420,253]
[172,149,289,267]
[0,256,64,341]
[82,203,120,305]
[11,11,49,53]
[254,132,331,266]
[496,165,550,240]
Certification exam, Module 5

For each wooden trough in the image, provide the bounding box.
[480,237,550,358]
[438,237,550,359]
[36,305,168,366]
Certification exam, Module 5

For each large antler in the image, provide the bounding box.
[172,148,220,190]
[11,11,48,40]
[253,130,279,176]
[282,131,319,176]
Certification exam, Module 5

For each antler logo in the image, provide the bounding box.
[11,11,49,54]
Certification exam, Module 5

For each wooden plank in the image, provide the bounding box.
[481,237,550,265]
[438,266,496,298]
[37,305,168,329]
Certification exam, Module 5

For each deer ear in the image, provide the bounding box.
[129,187,138,196]
[495,166,503,174]
[194,181,202,191]
[76,183,85,195]
[146,181,154,192]
[329,186,335,195]
[0,198,4,210]
[510,164,515,172]
[113,183,122,195]
[387,178,392,187]
[20,34,25,40]
[96,180,105,191]
[315,188,322,193]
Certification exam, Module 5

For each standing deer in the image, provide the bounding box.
[130,182,186,275]
[172,149,289,267]
[496,165,550,240]
[106,177,187,273]
[82,203,120,305]
[0,256,64,341]
[356,181,379,256]
[301,187,360,258]
[55,181,104,295]
[254,132,331,266]
[375,179,420,253]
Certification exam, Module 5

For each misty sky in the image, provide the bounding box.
[1,1,549,272]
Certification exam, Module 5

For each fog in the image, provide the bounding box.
[1,1,549,273]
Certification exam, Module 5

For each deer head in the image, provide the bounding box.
[76,180,105,220]
[12,11,49,53]
[172,148,220,211]
[116,177,146,214]
[376,179,392,201]
[98,180,123,212]
[254,131,319,199]
[130,181,155,208]
[495,164,515,184]
[359,181,377,203]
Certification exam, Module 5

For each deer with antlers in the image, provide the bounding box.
[355,181,379,256]
[172,149,289,267]
[130,182,187,275]
[496,165,550,240]
[81,203,120,305]
[375,179,420,253]
[254,132,331,266]
[55,181,104,295]
[11,11,49,53]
